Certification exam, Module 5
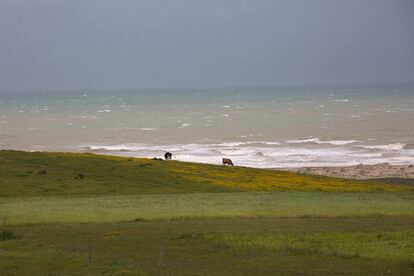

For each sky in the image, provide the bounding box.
[0,0,413,90]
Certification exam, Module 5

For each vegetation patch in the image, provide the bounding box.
[0,150,412,198]
[1,218,413,275]
[202,231,414,263]
[0,229,16,241]
[1,192,413,225]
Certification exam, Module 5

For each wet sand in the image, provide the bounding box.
[286,163,414,180]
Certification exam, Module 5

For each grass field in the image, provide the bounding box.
[1,150,411,195]
[1,218,413,275]
[1,192,414,225]
[0,150,413,275]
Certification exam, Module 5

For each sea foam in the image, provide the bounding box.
[286,138,357,145]
[81,140,413,168]
[359,143,406,151]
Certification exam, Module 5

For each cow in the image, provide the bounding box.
[222,158,234,166]
[164,152,173,160]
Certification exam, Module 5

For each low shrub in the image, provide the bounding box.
[0,229,16,241]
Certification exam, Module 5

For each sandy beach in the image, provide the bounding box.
[286,163,414,179]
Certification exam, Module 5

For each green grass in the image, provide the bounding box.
[1,218,414,275]
[1,192,413,225]
[203,231,414,263]
[0,150,413,275]
[0,150,412,197]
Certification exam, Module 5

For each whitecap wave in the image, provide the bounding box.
[359,143,406,151]
[216,141,280,147]
[81,115,99,120]
[85,144,144,151]
[80,140,413,168]
[286,138,357,145]
[178,123,191,128]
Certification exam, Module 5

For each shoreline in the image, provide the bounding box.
[284,163,414,180]
[84,149,414,179]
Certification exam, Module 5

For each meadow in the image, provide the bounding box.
[0,150,413,275]
[1,192,414,225]
[1,150,411,196]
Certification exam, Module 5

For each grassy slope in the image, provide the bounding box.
[1,150,414,275]
[0,150,412,197]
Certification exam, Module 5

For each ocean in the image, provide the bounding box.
[1,86,413,168]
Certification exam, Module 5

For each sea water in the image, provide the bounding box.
[1,86,413,168]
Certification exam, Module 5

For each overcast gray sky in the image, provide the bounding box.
[0,0,413,90]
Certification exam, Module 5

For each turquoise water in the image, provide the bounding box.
[1,86,414,167]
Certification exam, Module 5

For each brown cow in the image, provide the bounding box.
[222,158,234,166]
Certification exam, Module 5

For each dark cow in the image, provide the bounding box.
[222,158,234,166]
[164,152,173,160]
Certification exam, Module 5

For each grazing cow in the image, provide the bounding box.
[222,158,234,166]
[164,152,173,160]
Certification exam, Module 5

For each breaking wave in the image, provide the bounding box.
[81,140,413,168]
[286,138,357,145]
[358,143,405,151]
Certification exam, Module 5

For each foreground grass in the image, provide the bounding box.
[204,231,414,263]
[1,192,413,225]
[1,218,413,275]
[1,150,412,197]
